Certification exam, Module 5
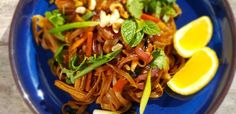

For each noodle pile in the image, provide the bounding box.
[32,0,184,113]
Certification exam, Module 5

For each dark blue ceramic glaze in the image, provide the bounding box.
[9,0,236,114]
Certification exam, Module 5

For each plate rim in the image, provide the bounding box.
[8,0,236,114]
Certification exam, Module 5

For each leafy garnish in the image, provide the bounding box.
[126,0,144,18]
[50,21,99,33]
[130,32,144,47]
[121,20,137,45]
[82,11,94,21]
[150,50,168,69]
[69,56,87,70]
[70,50,122,83]
[143,0,178,22]
[45,10,65,27]
[143,20,160,35]
[45,10,65,40]
[54,44,67,65]
[121,20,160,47]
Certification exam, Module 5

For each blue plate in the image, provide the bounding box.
[9,0,236,114]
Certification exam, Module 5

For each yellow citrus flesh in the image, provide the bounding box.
[174,16,213,58]
[167,47,219,95]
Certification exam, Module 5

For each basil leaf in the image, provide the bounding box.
[130,32,144,47]
[150,50,168,69]
[143,20,160,35]
[127,0,144,18]
[121,20,137,45]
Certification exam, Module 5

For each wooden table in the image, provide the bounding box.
[0,0,235,113]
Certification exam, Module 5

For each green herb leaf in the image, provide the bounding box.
[136,20,145,32]
[140,69,152,114]
[127,0,144,18]
[70,50,122,83]
[82,11,94,21]
[50,21,99,33]
[45,10,66,40]
[150,50,168,69]
[45,10,65,27]
[130,32,144,47]
[69,56,87,70]
[143,20,160,35]
[121,20,137,45]
[87,54,104,64]
[54,44,67,64]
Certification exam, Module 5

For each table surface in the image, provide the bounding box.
[0,0,236,114]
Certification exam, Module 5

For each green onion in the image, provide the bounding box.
[82,12,94,20]
[50,21,99,33]
[70,50,122,83]
[140,69,152,114]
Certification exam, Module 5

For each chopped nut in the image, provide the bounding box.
[112,43,123,52]
[88,0,96,10]
[110,3,129,18]
[74,0,83,7]
[112,19,124,33]
[110,9,120,24]
[75,6,86,14]
[100,11,111,27]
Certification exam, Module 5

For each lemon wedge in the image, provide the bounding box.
[174,16,213,58]
[167,47,219,95]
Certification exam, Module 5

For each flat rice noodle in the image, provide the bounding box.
[118,55,138,68]
[107,64,137,88]
[135,47,153,64]
[54,80,87,100]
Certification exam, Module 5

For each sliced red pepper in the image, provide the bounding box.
[141,13,160,23]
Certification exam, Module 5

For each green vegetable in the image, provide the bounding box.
[50,21,99,33]
[82,12,94,20]
[70,50,122,83]
[87,54,104,64]
[126,0,144,18]
[121,20,137,45]
[143,20,160,35]
[45,10,65,27]
[162,5,177,22]
[140,69,152,114]
[45,10,65,40]
[130,32,144,47]
[54,44,67,64]
[136,20,145,32]
[121,20,160,47]
[69,56,87,70]
[143,0,178,22]
[150,50,168,69]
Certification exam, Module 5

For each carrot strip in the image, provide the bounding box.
[85,72,92,91]
[113,78,128,92]
[70,36,87,51]
[141,13,160,23]
[86,32,93,57]
[85,32,93,91]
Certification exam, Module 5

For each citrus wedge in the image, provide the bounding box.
[174,16,213,58]
[167,47,219,95]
